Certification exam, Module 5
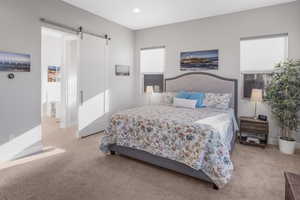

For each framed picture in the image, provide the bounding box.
[0,50,31,72]
[180,49,219,71]
[48,66,61,82]
[115,65,130,76]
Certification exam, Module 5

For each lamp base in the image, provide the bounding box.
[253,102,258,120]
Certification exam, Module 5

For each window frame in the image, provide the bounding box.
[139,46,166,94]
[240,34,288,99]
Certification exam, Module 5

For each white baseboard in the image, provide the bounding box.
[13,141,43,160]
[0,125,43,162]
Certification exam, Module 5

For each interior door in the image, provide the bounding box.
[62,37,79,128]
[78,34,108,137]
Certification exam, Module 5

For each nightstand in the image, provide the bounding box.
[239,116,269,148]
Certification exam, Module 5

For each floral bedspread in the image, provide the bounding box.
[100,105,235,188]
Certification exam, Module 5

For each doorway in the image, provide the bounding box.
[41,27,79,131]
[41,26,109,140]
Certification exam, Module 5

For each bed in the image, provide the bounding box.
[100,72,238,189]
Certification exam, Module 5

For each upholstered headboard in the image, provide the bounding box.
[165,72,238,118]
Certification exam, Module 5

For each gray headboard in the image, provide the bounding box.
[165,72,238,118]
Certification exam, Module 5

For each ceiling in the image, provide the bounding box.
[61,0,296,30]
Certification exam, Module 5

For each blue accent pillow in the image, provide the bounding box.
[188,92,205,108]
[176,91,190,99]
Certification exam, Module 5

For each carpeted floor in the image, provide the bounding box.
[1,118,300,200]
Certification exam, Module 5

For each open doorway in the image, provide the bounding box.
[41,27,79,134]
[41,24,109,142]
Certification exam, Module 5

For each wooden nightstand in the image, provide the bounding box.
[239,116,269,148]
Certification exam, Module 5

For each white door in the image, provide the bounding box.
[78,34,108,137]
[61,37,79,128]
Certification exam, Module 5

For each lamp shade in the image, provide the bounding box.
[250,89,263,102]
[154,85,160,93]
[146,86,154,94]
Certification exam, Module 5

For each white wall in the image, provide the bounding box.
[135,1,300,144]
[0,0,136,161]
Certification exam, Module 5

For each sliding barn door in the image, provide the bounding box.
[78,34,108,137]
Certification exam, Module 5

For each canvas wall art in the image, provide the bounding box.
[115,65,130,76]
[0,51,31,72]
[48,66,61,82]
[180,49,219,71]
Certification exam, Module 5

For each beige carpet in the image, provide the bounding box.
[0,118,300,200]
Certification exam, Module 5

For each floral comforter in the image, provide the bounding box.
[100,105,237,188]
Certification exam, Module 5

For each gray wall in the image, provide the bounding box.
[0,0,135,155]
[135,1,300,144]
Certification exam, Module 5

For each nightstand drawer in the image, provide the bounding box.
[240,121,267,128]
[240,127,268,134]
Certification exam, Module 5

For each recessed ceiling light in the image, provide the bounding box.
[133,8,141,13]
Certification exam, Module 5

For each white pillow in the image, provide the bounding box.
[173,97,197,109]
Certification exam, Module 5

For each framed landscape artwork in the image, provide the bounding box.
[48,66,61,82]
[0,51,31,72]
[115,65,130,76]
[180,49,219,71]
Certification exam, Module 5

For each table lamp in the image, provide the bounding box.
[146,86,154,105]
[251,89,263,119]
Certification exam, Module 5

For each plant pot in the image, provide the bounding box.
[279,137,296,155]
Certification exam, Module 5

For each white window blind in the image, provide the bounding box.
[140,48,165,73]
[240,35,288,72]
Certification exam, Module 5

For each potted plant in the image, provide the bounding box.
[266,60,300,154]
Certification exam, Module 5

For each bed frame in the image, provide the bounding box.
[108,72,238,189]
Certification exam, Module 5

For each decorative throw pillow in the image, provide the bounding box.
[203,93,232,109]
[173,97,197,109]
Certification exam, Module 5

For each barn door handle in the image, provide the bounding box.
[80,90,84,105]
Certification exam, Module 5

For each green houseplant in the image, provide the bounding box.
[266,60,300,154]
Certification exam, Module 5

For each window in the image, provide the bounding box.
[240,34,288,98]
[140,47,165,93]
[243,73,272,98]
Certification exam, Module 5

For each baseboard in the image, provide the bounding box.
[0,125,43,162]
[13,141,43,160]
[78,115,108,138]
